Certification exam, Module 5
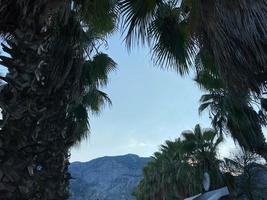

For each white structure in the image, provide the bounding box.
[184,187,230,200]
[184,172,230,200]
[184,194,201,200]
[202,172,211,192]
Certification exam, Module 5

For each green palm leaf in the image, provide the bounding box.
[74,0,119,35]
[149,4,191,74]
[120,0,192,74]
[68,104,90,145]
[82,53,117,87]
[120,0,162,47]
[83,88,112,114]
[202,129,216,141]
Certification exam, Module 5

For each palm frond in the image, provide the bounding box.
[83,88,112,114]
[119,0,162,47]
[181,131,195,141]
[74,0,119,35]
[227,105,266,153]
[120,0,193,74]
[193,124,202,139]
[202,129,216,141]
[194,55,224,91]
[214,135,224,148]
[82,53,117,87]
[198,102,210,114]
[149,4,192,74]
[198,0,267,92]
[68,104,90,145]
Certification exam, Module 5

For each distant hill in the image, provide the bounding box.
[69,154,151,200]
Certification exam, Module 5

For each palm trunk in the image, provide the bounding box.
[0,1,83,199]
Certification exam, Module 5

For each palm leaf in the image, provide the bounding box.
[181,131,195,141]
[119,0,162,47]
[202,129,216,141]
[83,88,112,114]
[74,0,119,35]
[69,104,90,145]
[198,102,211,114]
[149,4,191,74]
[82,53,117,87]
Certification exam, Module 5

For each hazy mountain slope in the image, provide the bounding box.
[69,154,151,200]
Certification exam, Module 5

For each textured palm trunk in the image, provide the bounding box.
[0,0,82,199]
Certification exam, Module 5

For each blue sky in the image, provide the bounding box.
[70,33,235,162]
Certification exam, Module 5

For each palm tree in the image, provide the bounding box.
[0,0,117,199]
[181,124,224,191]
[133,125,224,200]
[195,64,267,161]
[133,139,195,200]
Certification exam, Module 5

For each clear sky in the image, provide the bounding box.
[70,33,235,162]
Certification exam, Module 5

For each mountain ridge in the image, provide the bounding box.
[69,154,151,200]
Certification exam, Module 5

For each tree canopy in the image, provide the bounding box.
[133,125,224,200]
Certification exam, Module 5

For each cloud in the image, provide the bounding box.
[126,138,153,148]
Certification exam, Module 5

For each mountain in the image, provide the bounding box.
[69,154,151,200]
